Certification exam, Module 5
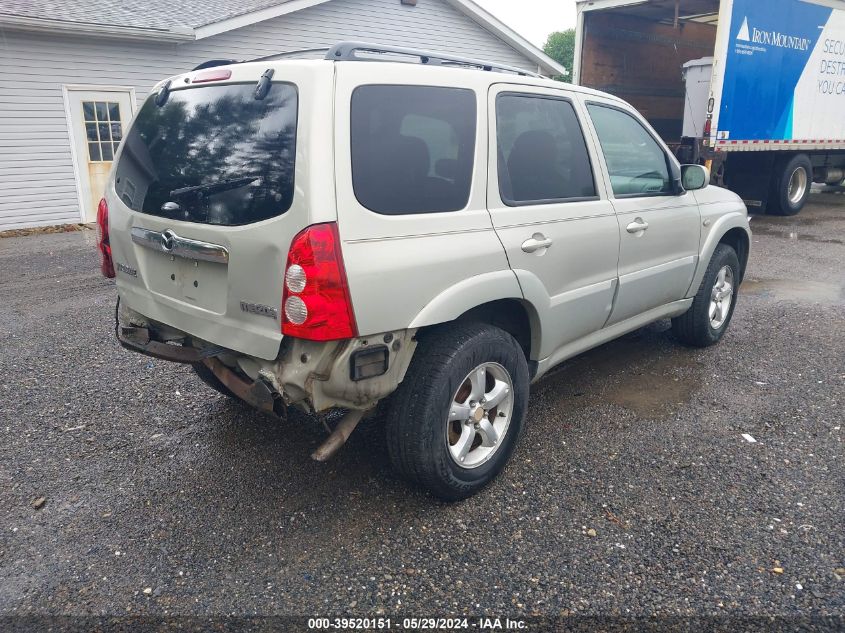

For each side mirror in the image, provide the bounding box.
[681,164,710,191]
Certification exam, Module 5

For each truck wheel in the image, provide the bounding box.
[192,362,236,399]
[385,323,529,501]
[769,154,811,216]
[672,244,740,348]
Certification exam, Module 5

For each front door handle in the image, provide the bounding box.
[626,218,649,234]
[521,234,553,253]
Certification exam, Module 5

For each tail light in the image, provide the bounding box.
[281,223,357,341]
[704,116,713,138]
[192,68,232,84]
[96,198,115,279]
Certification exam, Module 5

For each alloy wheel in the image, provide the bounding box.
[446,362,514,469]
[709,265,734,330]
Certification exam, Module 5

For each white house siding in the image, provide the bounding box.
[0,0,535,230]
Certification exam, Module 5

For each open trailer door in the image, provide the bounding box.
[573,0,721,146]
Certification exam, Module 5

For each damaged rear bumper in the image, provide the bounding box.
[117,320,279,416]
[116,299,417,415]
[118,323,212,363]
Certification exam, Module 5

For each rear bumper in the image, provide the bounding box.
[202,357,277,415]
[116,314,278,415]
[118,323,212,363]
[116,300,418,414]
[116,282,282,361]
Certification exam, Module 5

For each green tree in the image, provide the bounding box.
[543,29,575,81]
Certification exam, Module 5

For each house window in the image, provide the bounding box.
[83,101,122,162]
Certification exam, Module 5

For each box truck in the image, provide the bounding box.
[573,0,845,215]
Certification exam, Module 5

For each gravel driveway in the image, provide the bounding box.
[1,196,843,629]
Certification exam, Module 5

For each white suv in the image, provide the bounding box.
[99,43,751,500]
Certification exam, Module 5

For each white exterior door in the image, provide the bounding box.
[65,88,134,222]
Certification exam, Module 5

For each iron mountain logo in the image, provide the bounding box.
[736,16,812,51]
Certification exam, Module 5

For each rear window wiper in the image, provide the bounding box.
[254,68,275,100]
[170,176,259,198]
[155,80,172,107]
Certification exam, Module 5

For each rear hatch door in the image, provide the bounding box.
[107,62,335,360]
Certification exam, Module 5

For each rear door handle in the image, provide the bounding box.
[626,218,649,234]
[521,234,553,253]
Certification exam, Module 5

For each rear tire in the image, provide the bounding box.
[672,244,740,348]
[385,323,529,501]
[769,154,811,216]
[192,362,237,399]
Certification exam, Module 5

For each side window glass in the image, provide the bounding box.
[400,114,458,179]
[496,94,596,205]
[587,104,672,196]
[351,86,476,215]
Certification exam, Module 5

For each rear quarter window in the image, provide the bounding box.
[350,85,477,215]
[115,82,298,226]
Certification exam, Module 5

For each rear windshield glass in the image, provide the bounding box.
[350,85,477,215]
[115,82,298,226]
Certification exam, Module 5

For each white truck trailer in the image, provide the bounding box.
[574,0,845,215]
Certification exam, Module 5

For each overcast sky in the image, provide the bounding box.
[474,0,577,48]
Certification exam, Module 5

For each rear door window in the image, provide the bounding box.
[350,85,476,215]
[116,83,298,226]
[496,93,597,205]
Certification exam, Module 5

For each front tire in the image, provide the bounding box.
[769,154,811,216]
[672,244,740,348]
[385,323,529,501]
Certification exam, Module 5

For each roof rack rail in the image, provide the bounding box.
[250,47,332,62]
[325,41,543,78]
[192,59,241,71]
[191,43,545,78]
[192,48,330,71]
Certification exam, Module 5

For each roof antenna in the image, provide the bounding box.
[254,69,275,100]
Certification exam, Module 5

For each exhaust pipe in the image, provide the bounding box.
[311,409,367,462]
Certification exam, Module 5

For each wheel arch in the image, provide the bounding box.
[687,212,751,295]
[718,227,750,283]
[413,295,542,378]
[456,299,539,363]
